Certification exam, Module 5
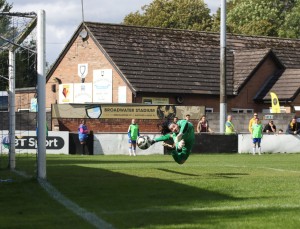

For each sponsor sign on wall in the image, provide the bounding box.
[93,69,112,103]
[73,83,93,103]
[0,131,69,154]
[59,84,74,103]
[52,104,205,120]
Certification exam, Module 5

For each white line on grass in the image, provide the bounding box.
[38,179,115,229]
[13,170,114,229]
[223,164,300,174]
[103,203,300,214]
[259,166,300,173]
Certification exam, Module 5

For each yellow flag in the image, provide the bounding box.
[270,92,280,113]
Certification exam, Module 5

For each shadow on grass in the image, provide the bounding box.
[47,162,244,229]
[208,172,249,179]
[157,168,200,176]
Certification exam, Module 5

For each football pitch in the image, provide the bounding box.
[1,153,300,229]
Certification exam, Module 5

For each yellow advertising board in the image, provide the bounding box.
[52,104,205,120]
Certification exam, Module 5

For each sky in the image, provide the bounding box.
[6,0,220,65]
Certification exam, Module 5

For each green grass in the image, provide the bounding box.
[1,153,300,229]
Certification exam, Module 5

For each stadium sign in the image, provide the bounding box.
[52,104,205,120]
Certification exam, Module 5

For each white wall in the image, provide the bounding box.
[238,134,300,153]
[93,133,164,155]
[2,131,299,155]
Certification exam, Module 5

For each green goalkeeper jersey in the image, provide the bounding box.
[154,120,195,164]
[173,119,195,150]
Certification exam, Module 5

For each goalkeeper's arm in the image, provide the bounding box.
[150,134,172,145]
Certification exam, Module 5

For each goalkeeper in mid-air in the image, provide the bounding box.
[150,119,195,164]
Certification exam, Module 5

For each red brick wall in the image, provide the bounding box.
[46,35,133,108]
[15,92,36,111]
[227,57,278,111]
[58,118,181,133]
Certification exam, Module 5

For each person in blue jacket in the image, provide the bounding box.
[78,119,89,155]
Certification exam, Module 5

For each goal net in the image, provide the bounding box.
[0,11,46,178]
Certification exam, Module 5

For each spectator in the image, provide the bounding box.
[248,113,261,134]
[251,117,263,155]
[197,115,213,133]
[185,114,191,122]
[128,119,140,156]
[263,120,276,133]
[225,115,237,135]
[173,116,178,123]
[286,118,300,135]
[78,119,89,155]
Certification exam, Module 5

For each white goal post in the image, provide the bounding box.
[0,10,46,179]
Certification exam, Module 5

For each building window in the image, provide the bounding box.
[231,108,254,113]
[0,92,8,112]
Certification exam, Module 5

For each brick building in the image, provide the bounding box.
[16,22,300,132]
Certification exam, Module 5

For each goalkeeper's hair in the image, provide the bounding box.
[157,118,173,135]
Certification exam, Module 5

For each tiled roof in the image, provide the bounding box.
[52,22,300,100]
[85,22,231,95]
[233,49,273,94]
[263,69,300,101]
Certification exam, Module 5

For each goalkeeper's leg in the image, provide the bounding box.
[171,148,189,164]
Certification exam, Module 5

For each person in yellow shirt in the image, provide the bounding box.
[249,113,261,134]
[225,115,237,134]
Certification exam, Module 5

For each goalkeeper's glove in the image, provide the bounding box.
[178,140,185,150]
[175,133,183,143]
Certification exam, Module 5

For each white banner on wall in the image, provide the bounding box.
[73,83,93,103]
[93,69,112,103]
[30,98,38,112]
[118,86,127,103]
[59,84,74,104]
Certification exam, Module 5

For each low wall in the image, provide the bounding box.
[1,131,299,155]
[238,133,300,153]
[93,133,164,155]
[92,133,299,155]
[193,133,238,153]
[69,133,94,155]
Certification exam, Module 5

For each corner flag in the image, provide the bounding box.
[270,92,280,113]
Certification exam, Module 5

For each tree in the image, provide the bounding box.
[0,0,12,90]
[278,1,300,38]
[0,1,37,90]
[123,0,212,31]
[226,0,298,37]
[15,41,37,88]
[210,8,221,32]
[0,0,13,46]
